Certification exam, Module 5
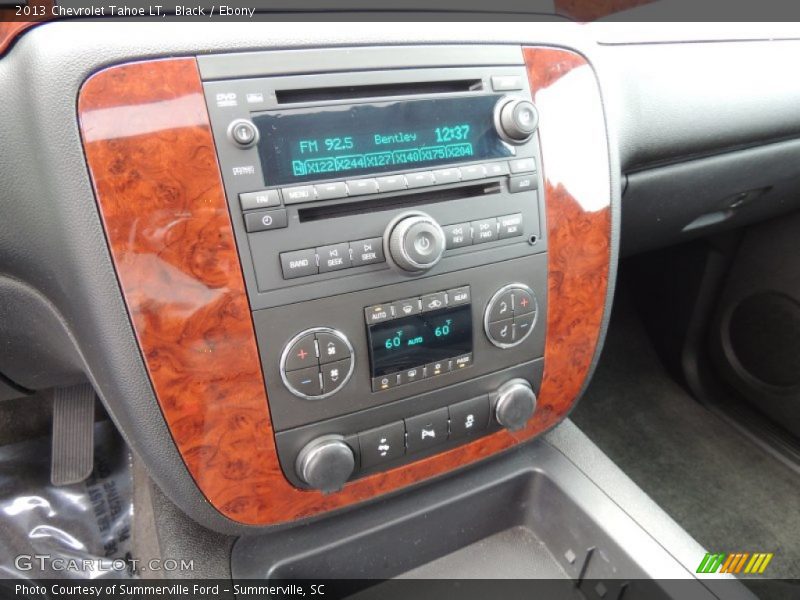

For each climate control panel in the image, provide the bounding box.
[259,254,548,491]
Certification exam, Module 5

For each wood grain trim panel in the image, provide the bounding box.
[79,48,611,526]
[0,1,53,56]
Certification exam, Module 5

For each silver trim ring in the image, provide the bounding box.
[280,327,355,400]
[384,210,446,274]
[484,283,539,349]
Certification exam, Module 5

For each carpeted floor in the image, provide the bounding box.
[572,298,800,580]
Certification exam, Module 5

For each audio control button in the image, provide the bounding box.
[498,213,524,239]
[245,209,288,233]
[321,358,351,392]
[346,178,379,196]
[405,171,435,188]
[283,185,317,204]
[350,238,385,267]
[284,334,318,371]
[509,175,537,194]
[509,157,537,174]
[376,175,407,192]
[484,162,510,177]
[432,168,461,185]
[471,218,498,244]
[487,319,514,345]
[239,189,280,211]
[314,181,348,201]
[316,333,350,365]
[284,366,323,397]
[359,421,405,468]
[460,164,487,181]
[316,243,351,273]
[280,248,318,279]
[443,222,472,249]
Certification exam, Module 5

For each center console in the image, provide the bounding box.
[202,54,549,492]
[79,43,613,527]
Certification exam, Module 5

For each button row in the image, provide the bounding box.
[279,158,536,206]
[280,238,385,279]
[443,213,523,249]
[365,286,470,326]
[371,353,473,392]
[357,395,490,469]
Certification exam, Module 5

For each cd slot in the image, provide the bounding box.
[297,183,500,223]
[276,80,483,104]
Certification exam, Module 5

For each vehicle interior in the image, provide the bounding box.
[0,10,799,600]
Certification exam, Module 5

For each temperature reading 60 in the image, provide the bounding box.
[434,319,453,338]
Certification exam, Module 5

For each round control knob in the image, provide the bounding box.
[494,378,537,432]
[484,283,538,348]
[385,211,446,273]
[296,435,355,493]
[280,327,355,400]
[227,118,259,148]
[495,97,539,144]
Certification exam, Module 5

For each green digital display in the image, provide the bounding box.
[253,95,514,185]
[368,305,472,378]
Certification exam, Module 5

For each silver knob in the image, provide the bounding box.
[296,435,355,494]
[494,378,537,431]
[495,97,538,144]
[385,211,446,273]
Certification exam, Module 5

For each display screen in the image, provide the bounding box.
[253,95,514,186]
[368,305,472,377]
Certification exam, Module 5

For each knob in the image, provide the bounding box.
[494,379,536,431]
[495,97,538,144]
[385,211,446,273]
[296,435,355,494]
[227,118,259,148]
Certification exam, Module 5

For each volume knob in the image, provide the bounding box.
[494,378,537,431]
[385,211,446,274]
[296,435,355,494]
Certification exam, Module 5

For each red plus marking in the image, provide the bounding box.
[297,349,308,360]
[520,297,529,308]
